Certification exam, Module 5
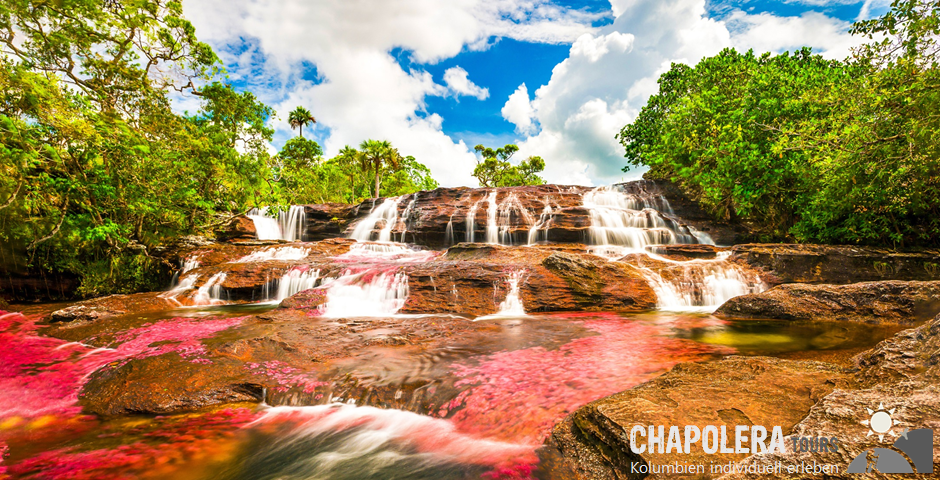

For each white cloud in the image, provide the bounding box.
[501,84,538,135]
[443,66,489,100]
[182,0,870,188]
[181,0,599,186]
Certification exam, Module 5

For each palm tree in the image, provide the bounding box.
[359,139,402,199]
[288,106,316,137]
[336,145,361,203]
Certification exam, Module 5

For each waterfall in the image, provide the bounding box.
[247,206,307,241]
[398,194,418,243]
[583,185,713,251]
[496,271,526,315]
[191,272,227,306]
[236,246,309,263]
[485,191,499,244]
[349,197,403,242]
[527,203,553,245]
[319,270,409,317]
[641,261,766,312]
[444,216,455,246]
[466,198,481,243]
[273,268,321,302]
[160,274,199,306]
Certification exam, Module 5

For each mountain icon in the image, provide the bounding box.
[847,428,933,474]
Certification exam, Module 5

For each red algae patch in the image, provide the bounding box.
[449,318,732,444]
[0,311,245,420]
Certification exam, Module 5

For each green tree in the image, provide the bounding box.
[288,106,316,138]
[472,144,545,187]
[359,139,401,199]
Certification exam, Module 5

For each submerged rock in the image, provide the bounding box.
[715,281,940,324]
[732,244,940,285]
[543,356,851,479]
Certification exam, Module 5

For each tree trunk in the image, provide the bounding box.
[299,124,303,138]
[374,160,381,199]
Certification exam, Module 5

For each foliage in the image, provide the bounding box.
[288,106,315,138]
[472,144,546,187]
[0,0,276,297]
[619,0,939,247]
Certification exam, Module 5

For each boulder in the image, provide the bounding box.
[543,356,852,479]
[731,244,940,285]
[215,215,257,241]
[301,203,359,241]
[647,244,723,260]
[715,281,940,324]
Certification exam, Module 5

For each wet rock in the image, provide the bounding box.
[543,356,851,479]
[215,215,257,241]
[715,281,940,324]
[398,244,656,316]
[301,203,359,241]
[720,314,940,480]
[620,179,743,245]
[45,292,175,324]
[80,352,264,416]
[647,244,722,260]
[731,244,940,285]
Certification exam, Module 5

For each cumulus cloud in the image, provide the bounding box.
[501,84,538,135]
[508,0,864,186]
[181,0,600,186]
[182,0,870,187]
[443,66,489,100]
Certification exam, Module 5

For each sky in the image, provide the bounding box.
[180,0,892,187]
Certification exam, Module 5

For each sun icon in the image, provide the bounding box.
[861,403,901,442]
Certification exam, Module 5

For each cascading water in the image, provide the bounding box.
[236,246,309,263]
[444,216,455,246]
[191,272,227,306]
[272,268,321,302]
[583,184,763,310]
[496,270,526,316]
[582,186,710,251]
[247,206,307,241]
[466,198,481,243]
[319,270,409,317]
[350,197,403,242]
[160,274,199,306]
[398,194,418,243]
[485,191,499,244]
[527,203,553,245]
[335,242,437,264]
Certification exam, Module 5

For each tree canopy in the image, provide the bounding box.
[472,144,546,187]
[619,0,939,247]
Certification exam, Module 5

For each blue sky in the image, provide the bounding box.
[182,0,891,187]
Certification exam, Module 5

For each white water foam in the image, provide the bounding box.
[191,272,227,306]
[318,271,409,317]
[247,206,306,241]
[641,261,766,313]
[475,270,527,320]
[273,268,321,302]
[350,197,403,242]
[335,242,437,264]
[160,274,199,306]
[527,203,553,244]
[236,246,310,263]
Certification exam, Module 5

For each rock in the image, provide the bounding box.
[731,244,940,284]
[215,215,257,241]
[647,244,722,260]
[338,181,738,249]
[49,305,120,323]
[715,281,940,324]
[720,314,940,479]
[80,352,265,416]
[301,203,359,241]
[397,244,656,316]
[543,356,851,479]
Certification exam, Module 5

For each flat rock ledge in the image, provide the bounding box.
[542,313,940,480]
[715,280,940,324]
[542,356,852,479]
